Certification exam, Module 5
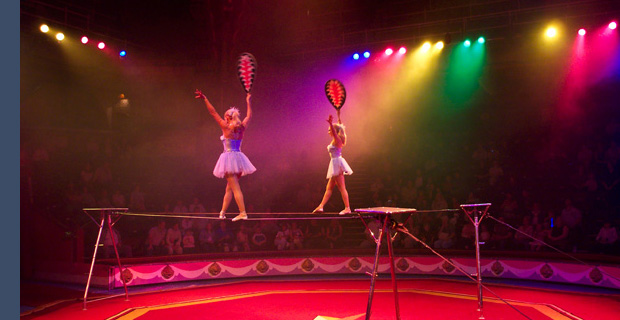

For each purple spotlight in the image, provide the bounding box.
[609,21,617,30]
[385,48,393,55]
[363,51,370,59]
[398,47,407,54]
[353,53,360,60]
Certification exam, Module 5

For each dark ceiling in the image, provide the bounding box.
[20,0,620,64]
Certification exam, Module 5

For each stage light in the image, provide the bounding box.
[477,36,485,44]
[119,50,127,57]
[363,51,370,58]
[422,42,431,51]
[40,24,49,33]
[98,42,106,49]
[435,41,444,49]
[610,22,617,30]
[353,53,360,60]
[81,36,89,44]
[545,27,557,38]
[398,47,407,54]
[385,48,393,55]
[464,39,471,47]
[55,33,65,41]
[578,28,586,36]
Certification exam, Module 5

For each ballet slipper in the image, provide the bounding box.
[219,212,226,219]
[339,208,351,215]
[232,213,248,221]
[312,207,324,213]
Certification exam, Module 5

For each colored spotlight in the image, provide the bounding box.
[545,27,557,38]
[464,39,471,47]
[610,22,617,30]
[98,42,106,49]
[55,33,65,41]
[477,36,485,44]
[578,28,586,36]
[119,50,127,57]
[385,48,393,55]
[81,36,89,44]
[422,42,431,51]
[398,47,407,54]
[435,41,444,49]
[363,51,370,58]
[40,24,49,33]
[353,53,360,60]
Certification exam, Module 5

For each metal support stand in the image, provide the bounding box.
[355,207,417,320]
[460,203,491,320]
[82,208,129,310]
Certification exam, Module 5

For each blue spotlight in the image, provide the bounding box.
[477,36,485,44]
[464,39,471,47]
[119,50,127,57]
[363,51,370,59]
[353,53,360,60]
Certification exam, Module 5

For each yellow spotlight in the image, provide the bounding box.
[56,32,65,41]
[435,41,444,49]
[422,42,431,51]
[545,27,557,38]
[40,24,49,33]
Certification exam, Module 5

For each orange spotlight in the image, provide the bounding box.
[55,33,65,41]
[40,24,50,33]
[545,27,558,38]
[422,42,431,51]
[435,41,444,49]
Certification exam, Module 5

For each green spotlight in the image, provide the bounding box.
[464,39,471,47]
[477,37,485,44]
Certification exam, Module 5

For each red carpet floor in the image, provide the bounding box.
[21,279,620,320]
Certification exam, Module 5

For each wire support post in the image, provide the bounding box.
[460,203,491,320]
[82,208,130,310]
[355,207,417,320]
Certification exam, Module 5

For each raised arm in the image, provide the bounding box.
[195,89,227,128]
[242,93,252,127]
[327,115,344,147]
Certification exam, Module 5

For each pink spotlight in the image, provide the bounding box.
[398,47,407,54]
[578,29,586,36]
[98,42,106,50]
[385,48,393,56]
[81,36,89,44]
[609,21,617,30]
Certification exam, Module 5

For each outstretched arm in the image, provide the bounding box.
[327,115,344,146]
[242,93,252,127]
[195,89,226,128]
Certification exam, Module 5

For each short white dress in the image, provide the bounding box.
[213,137,257,178]
[326,144,353,179]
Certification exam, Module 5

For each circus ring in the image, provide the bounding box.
[21,210,620,320]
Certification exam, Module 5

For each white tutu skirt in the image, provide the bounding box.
[326,157,353,179]
[213,151,257,178]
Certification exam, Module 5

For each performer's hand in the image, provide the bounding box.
[327,114,333,124]
[194,89,206,100]
[246,93,251,103]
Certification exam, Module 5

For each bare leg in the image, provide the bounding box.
[334,174,351,214]
[220,183,233,218]
[226,174,248,221]
[314,177,336,213]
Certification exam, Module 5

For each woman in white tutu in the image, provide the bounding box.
[313,115,352,215]
[195,89,256,221]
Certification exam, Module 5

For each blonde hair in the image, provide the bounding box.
[224,107,240,119]
[332,123,347,145]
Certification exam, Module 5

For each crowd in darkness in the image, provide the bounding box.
[21,113,620,259]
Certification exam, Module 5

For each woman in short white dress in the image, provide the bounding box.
[195,89,256,221]
[313,114,353,215]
